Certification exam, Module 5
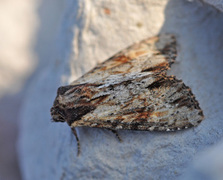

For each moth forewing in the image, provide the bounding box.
[50,34,204,155]
[71,34,177,85]
[56,75,203,131]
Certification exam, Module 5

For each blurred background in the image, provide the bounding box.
[0,0,64,179]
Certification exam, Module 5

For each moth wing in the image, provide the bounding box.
[71,75,203,131]
[72,34,177,85]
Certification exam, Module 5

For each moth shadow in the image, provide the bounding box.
[73,126,196,143]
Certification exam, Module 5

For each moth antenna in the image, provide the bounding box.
[71,127,81,156]
[109,129,123,142]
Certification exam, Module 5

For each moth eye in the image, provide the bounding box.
[51,106,62,115]
[50,107,66,122]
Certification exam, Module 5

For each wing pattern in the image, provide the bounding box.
[51,34,204,132]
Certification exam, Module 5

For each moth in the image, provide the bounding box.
[50,34,204,155]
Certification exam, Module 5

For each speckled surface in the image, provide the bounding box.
[18,0,223,179]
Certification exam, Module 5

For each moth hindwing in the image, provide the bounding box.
[50,34,204,156]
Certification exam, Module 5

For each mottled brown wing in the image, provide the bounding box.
[72,34,177,85]
[52,73,204,131]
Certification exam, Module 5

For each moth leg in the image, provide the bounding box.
[109,129,123,142]
[71,127,80,156]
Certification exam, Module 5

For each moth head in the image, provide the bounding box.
[50,84,97,126]
[50,106,66,123]
[50,86,71,123]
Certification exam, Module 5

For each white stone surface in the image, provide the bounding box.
[18,0,223,179]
